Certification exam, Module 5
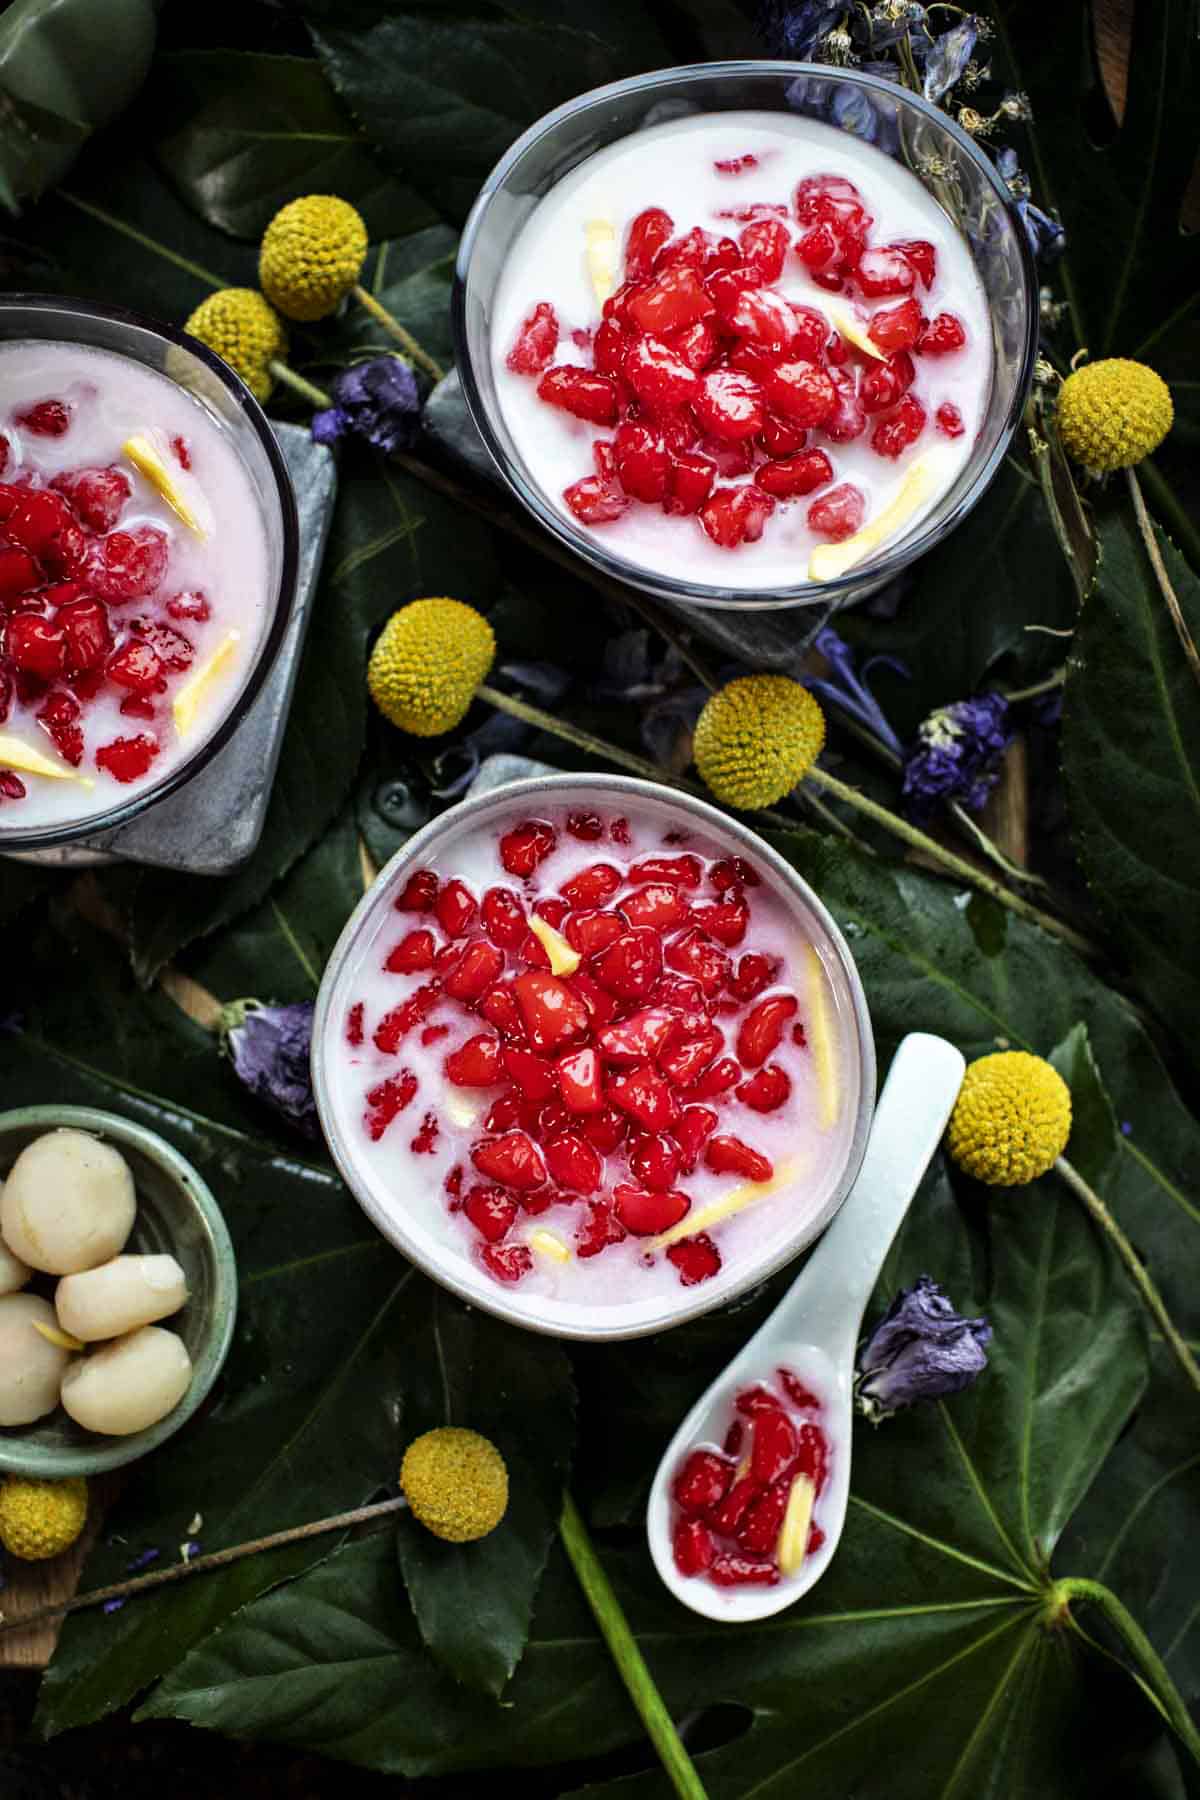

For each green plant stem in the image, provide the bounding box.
[351,284,445,382]
[1004,666,1067,703]
[269,359,332,408]
[1053,1577,1200,1769]
[1126,466,1200,693]
[559,1493,709,1800]
[1055,1155,1200,1399]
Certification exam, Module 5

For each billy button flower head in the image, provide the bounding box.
[183,289,288,404]
[0,1475,88,1560]
[400,1427,509,1543]
[948,1051,1071,1186]
[693,675,826,810]
[368,598,497,737]
[1056,358,1174,475]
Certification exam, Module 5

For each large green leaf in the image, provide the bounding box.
[149,50,435,242]
[1061,505,1200,1077]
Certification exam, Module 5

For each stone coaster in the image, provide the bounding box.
[18,424,338,875]
[422,369,841,673]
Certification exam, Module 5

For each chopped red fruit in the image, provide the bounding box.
[794,172,868,228]
[796,1419,830,1492]
[410,1111,440,1155]
[16,399,70,437]
[612,422,669,503]
[624,335,700,411]
[564,908,626,958]
[699,484,773,548]
[753,448,833,503]
[597,1006,679,1065]
[506,302,560,374]
[822,369,867,443]
[668,318,719,372]
[855,247,916,297]
[119,693,157,721]
[751,1407,799,1484]
[860,351,915,414]
[708,1472,761,1537]
[625,206,675,281]
[537,365,619,425]
[107,638,164,695]
[564,471,629,525]
[715,152,759,174]
[627,265,715,336]
[434,877,477,938]
[87,525,169,598]
[936,401,965,437]
[673,1449,734,1515]
[479,982,527,1042]
[166,589,211,622]
[395,869,439,912]
[171,435,192,469]
[445,1033,504,1087]
[737,1064,792,1113]
[737,993,799,1067]
[50,465,131,532]
[464,1185,518,1243]
[737,1477,791,1553]
[765,360,837,427]
[686,899,746,947]
[0,436,7,476]
[477,885,523,948]
[484,1092,522,1133]
[472,1129,547,1192]
[611,817,631,845]
[667,1233,722,1286]
[918,310,967,355]
[481,1242,534,1283]
[665,928,730,995]
[130,619,194,672]
[576,1199,627,1258]
[593,318,631,378]
[6,613,65,680]
[556,1045,603,1115]
[594,927,663,1000]
[565,809,603,841]
[35,691,83,765]
[709,1552,780,1588]
[514,969,589,1052]
[628,1130,683,1193]
[738,217,789,283]
[5,491,86,577]
[892,238,936,288]
[713,855,760,890]
[421,1024,449,1047]
[618,882,689,933]
[629,854,700,887]
[566,968,621,1031]
[692,369,765,444]
[385,929,435,974]
[656,226,714,273]
[608,1062,678,1130]
[500,818,557,876]
[544,1132,602,1194]
[719,284,799,355]
[363,1068,418,1140]
[0,544,41,600]
[758,413,805,459]
[795,221,838,271]
[582,1103,627,1153]
[724,1419,746,1457]
[502,1046,557,1101]
[673,1517,717,1577]
[373,981,440,1051]
[779,1370,822,1410]
[345,1002,364,1047]
[437,940,501,1005]
[807,482,865,541]
[705,1135,774,1182]
[868,296,924,354]
[871,392,927,458]
[659,1022,724,1088]
[671,1105,718,1174]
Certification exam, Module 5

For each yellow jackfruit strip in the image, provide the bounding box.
[647,1159,803,1252]
[173,631,241,738]
[529,1227,571,1263]
[123,433,207,536]
[0,733,94,786]
[827,306,887,362]
[528,913,581,976]
[777,1474,817,1574]
[802,943,840,1130]
[808,454,939,582]
[585,220,618,303]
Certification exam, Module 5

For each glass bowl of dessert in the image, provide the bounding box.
[0,294,298,850]
[312,775,875,1341]
[453,62,1037,611]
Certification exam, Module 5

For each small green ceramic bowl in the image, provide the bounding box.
[0,1105,237,1477]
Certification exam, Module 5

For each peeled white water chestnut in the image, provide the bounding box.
[61,1326,193,1436]
[0,1189,31,1295]
[1,1129,136,1275]
[0,1293,71,1425]
[56,1254,188,1343]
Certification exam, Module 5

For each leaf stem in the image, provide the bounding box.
[0,1497,408,1640]
[1125,467,1200,694]
[1054,1155,1200,1399]
[1004,666,1067,703]
[559,1493,709,1800]
[350,285,445,382]
[1054,1576,1200,1769]
[269,359,332,409]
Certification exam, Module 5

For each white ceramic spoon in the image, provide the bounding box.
[646,1030,965,1623]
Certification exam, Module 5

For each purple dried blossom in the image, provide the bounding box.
[220,1000,317,1138]
[103,1597,127,1615]
[758,0,843,59]
[312,354,421,455]
[803,626,908,759]
[901,693,1012,820]
[994,148,1066,262]
[856,1275,992,1422]
[126,1547,160,1573]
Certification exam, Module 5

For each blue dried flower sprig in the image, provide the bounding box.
[312,354,422,454]
[901,692,1013,821]
[220,999,318,1138]
[856,1275,992,1422]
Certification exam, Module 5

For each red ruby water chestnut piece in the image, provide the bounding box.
[537,366,618,425]
[673,1517,716,1577]
[374,981,440,1051]
[918,311,967,355]
[737,1477,791,1553]
[807,483,865,541]
[615,1181,690,1236]
[871,393,927,459]
[822,369,867,443]
[506,302,559,374]
[737,1064,792,1113]
[582,1102,627,1153]
[766,361,837,427]
[16,399,70,436]
[87,525,168,598]
[130,619,194,673]
[699,485,773,548]
[667,1233,722,1285]
[565,908,626,958]
[671,1105,717,1174]
[594,927,663,1000]
[722,284,798,352]
[566,809,604,840]
[410,1112,440,1155]
[567,969,620,1031]
[796,1419,830,1491]
[464,1185,518,1243]
[500,818,557,876]
[556,1045,603,1114]
[751,1407,799,1484]
[738,218,789,282]
[738,994,799,1067]
[693,370,765,444]
[608,1062,678,1130]
[729,952,778,1001]
[564,475,628,524]
[868,297,924,354]
[481,885,527,947]
[364,1068,418,1140]
[754,450,834,500]
[705,1135,774,1182]
[665,928,730,994]
[435,877,477,938]
[669,319,719,372]
[395,869,438,912]
[621,881,691,931]
[0,545,40,600]
[855,247,916,297]
[445,1033,504,1087]
[628,1129,683,1192]
[514,970,589,1052]
[544,1132,602,1194]
[503,1046,557,1101]
[709,1552,780,1588]
[576,1199,627,1258]
[472,1129,547,1191]
[936,402,965,438]
[625,206,674,281]
[480,982,527,1042]
[95,733,160,783]
[736,1384,786,1417]
[627,265,715,336]
[482,1242,533,1283]
[50,465,131,532]
[892,238,936,288]
[624,336,700,411]
[630,854,702,887]
[6,613,65,680]
[345,1002,364,1047]
[107,639,164,695]
[6,492,86,577]
[708,1472,760,1536]
[386,929,436,974]
[673,1449,735,1514]
[860,352,915,414]
[37,692,83,766]
[659,1023,724,1088]
[794,172,868,228]
[613,423,669,503]
[779,1369,822,1410]
[597,1006,679,1066]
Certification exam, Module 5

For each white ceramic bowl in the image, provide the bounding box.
[312,774,875,1340]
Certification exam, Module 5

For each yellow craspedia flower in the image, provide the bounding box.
[260,195,369,323]
[400,1427,508,1543]
[693,675,825,810]
[184,288,287,404]
[1057,358,1173,473]
[368,598,496,737]
[948,1052,1072,1186]
[0,1475,87,1561]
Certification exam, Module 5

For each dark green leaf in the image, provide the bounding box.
[1049,1022,1121,1189]
[1060,504,1200,1078]
[334,223,459,374]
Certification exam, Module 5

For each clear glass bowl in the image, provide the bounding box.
[0,294,299,851]
[453,61,1038,612]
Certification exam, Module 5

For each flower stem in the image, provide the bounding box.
[1052,1576,1200,1769]
[351,285,445,383]
[1004,666,1067,703]
[559,1493,709,1800]
[1126,467,1200,694]
[269,359,332,409]
[1054,1155,1200,1399]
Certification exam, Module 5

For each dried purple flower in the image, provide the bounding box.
[758,0,844,59]
[922,17,977,102]
[901,693,1012,820]
[220,1000,317,1138]
[126,1546,160,1573]
[311,354,421,455]
[803,626,908,758]
[856,1275,992,1422]
[103,1597,126,1615]
[994,148,1066,261]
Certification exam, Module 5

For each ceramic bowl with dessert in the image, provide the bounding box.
[454,61,1037,610]
[0,294,298,854]
[0,1106,237,1476]
[312,774,875,1341]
